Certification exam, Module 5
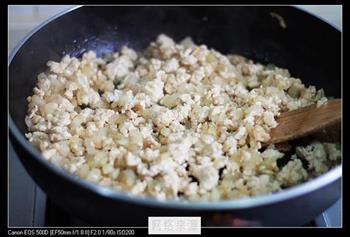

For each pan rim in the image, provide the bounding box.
[8,5,342,210]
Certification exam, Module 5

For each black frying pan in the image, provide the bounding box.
[9,6,341,226]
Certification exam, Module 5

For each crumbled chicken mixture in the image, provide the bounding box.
[25,34,341,201]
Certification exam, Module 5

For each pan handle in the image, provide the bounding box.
[204,213,262,227]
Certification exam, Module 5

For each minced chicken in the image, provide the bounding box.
[25,34,341,201]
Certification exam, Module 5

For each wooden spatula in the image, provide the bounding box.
[267,98,341,145]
